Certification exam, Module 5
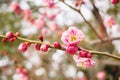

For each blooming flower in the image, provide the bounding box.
[73,55,95,69]
[43,0,55,8]
[104,17,116,28]
[48,22,58,31]
[61,27,85,45]
[34,18,45,29]
[23,9,32,20]
[10,2,21,15]
[96,71,106,80]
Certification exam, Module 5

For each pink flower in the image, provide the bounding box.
[48,22,58,31]
[111,0,119,4]
[104,17,116,28]
[40,44,49,52]
[10,2,21,15]
[96,71,106,80]
[73,55,95,69]
[43,0,55,8]
[34,18,45,29]
[41,28,49,35]
[23,9,32,20]
[18,43,28,53]
[61,27,85,45]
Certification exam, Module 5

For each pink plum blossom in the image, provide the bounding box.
[47,10,60,20]
[111,0,119,4]
[41,28,50,35]
[10,2,21,15]
[96,71,106,80]
[43,0,55,8]
[34,18,45,29]
[73,55,95,69]
[48,22,58,31]
[104,17,116,28]
[61,27,85,45]
[23,9,32,20]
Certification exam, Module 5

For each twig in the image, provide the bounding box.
[90,0,109,38]
[91,37,120,44]
[0,34,120,60]
[61,1,103,41]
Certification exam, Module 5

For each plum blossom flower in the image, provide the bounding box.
[96,71,106,80]
[43,0,55,8]
[13,68,28,80]
[10,2,21,15]
[23,9,32,20]
[73,55,95,69]
[48,22,58,31]
[104,17,116,28]
[34,16,46,29]
[61,27,85,45]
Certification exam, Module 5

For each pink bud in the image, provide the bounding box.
[79,50,87,58]
[1,38,8,43]
[111,0,119,4]
[9,37,16,42]
[54,42,61,48]
[18,43,28,53]
[74,2,79,7]
[38,35,43,42]
[66,44,78,55]
[15,32,20,37]
[40,44,49,52]
[87,53,92,58]
[35,44,41,50]
[6,32,14,39]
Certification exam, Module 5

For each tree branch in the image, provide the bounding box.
[91,37,120,44]
[90,0,109,38]
[0,34,120,60]
[61,1,103,41]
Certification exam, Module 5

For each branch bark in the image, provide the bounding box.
[0,34,120,60]
[91,37,120,44]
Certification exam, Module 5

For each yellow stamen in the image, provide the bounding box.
[70,35,76,41]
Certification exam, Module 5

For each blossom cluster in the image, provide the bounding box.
[2,32,20,43]
[13,67,28,80]
[61,26,95,68]
[10,1,63,36]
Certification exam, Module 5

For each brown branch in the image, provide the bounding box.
[61,1,103,41]
[90,0,109,38]
[91,37,120,44]
[0,34,120,60]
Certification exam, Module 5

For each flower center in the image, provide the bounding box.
[70,35,77,41]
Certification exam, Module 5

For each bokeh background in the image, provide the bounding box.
[0,0,120,80]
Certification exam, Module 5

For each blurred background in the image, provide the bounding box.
[0,0,120,80]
